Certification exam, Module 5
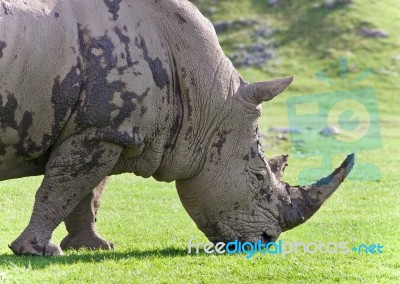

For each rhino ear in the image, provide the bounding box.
[239,76,294,105]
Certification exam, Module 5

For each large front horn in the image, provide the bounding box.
[280,154,355,231]
[239,76,294,105]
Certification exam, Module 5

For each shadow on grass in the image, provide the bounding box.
[0,247,192,269]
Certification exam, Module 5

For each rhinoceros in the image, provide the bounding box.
[0,0,354,256]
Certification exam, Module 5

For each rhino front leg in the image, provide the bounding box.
[60,178,114,251]
[9,136,123,256]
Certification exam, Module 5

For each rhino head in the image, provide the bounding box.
[176,76,354,244]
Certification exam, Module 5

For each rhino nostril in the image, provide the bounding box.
[261,232,272,244]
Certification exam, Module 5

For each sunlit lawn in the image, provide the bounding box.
[0,109,398,283]
[1,0,400,282]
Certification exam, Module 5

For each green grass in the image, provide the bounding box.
[0,167,399,283]
[1,0,399,283]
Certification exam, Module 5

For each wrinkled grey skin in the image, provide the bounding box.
[0,0,354,256]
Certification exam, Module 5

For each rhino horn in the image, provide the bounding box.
[239,76,294,105]
[280,154,355,231]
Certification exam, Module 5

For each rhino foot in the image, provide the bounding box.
[60,234,114,251]
[9,237,63,256]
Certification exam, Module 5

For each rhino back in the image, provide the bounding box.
[0,0,174,179]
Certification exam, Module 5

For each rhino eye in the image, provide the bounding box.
[255,174,264,181]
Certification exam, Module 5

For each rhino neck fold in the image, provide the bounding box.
[152,56,239,182]
[149,4,240,182]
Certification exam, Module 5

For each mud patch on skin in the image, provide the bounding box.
[49,58,84,144]
[0,93,18,129]
[75,25,120,129]
[112,88,152,126]
[112,94,137,126]
[114,26,137,69]
[209,130,232,163]
[0,93,40,157]
[0,57,85,160]
[0,40,7,58]
[1,3,13,15]
[211,130,230,156]
[103,0,122,21]
[13,112,37,157]
[71,141,107,177]
[74,25,147,146]
[135,36,169,89]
